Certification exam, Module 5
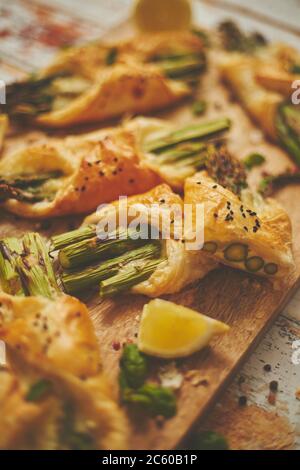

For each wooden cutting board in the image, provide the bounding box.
[1,28,300,450]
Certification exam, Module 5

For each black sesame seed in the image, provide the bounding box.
[263,364,272,372]
[238,396,247,407]
[253,226,258,233]
[269,380,278,392]
[244,226,248,231]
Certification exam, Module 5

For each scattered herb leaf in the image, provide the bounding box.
[189,430,229,450]
[26,379,52,402]
[290,64,300,74]
[105,47,118,66]
[192,100,207,116]
[243,153,266,170]
[258,169,300,196]
[119,344,177,418]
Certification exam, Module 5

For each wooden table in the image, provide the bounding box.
[0,0,299,449]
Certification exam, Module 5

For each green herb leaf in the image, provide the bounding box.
[26,379,52,402]
[124,383,177,419]
[67,432,94,450]
[119,344,177,418]
[192,100,207,116]
[290,64,300,74]
[275,103,300,167]
[189,430,229,450]
[243,153,266,170]
[105,47,118,65]
[258,170,300,196]
[119,344,148,390]
[191,29,211,47]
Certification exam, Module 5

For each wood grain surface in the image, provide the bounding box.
[1,36,300,447]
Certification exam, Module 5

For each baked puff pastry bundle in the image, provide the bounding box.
[0,233,128,449]
[50,184,218,298]
[217,35,300,166]
[50,143,295,298]
[1,32,206,128]
[0,116,230,218]
[184,172,295,283]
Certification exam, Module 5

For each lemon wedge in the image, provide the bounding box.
[138,299,229,358]
[133,0,192,33]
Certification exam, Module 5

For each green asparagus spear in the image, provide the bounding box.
[58,228,149,270]
[144,118,231,153]
[0,238,24,295]
[61,242,161,295]
[51,225,97,251]
[99,257,166,298]
[16,233,59,298]
[276,103,300,167]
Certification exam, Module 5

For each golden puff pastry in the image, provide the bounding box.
[0,126,161,218]
[4,32,204,128]
[55,184,217,298]
[0,292,100,379]
[42,31,205,79]
[219,52,300,166]
[36,63,190,128]
[124,116,231,190]
[184,171,295,283]
[0,354,128,450]
[255,43,300,96]
[219,52,282,140]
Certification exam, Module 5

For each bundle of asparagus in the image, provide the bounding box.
[276,103,300,167]
[51,227,165,298]
[0,232,59,298]
[142,117,248,195]
[143,117,232,179]
[151,50,206,86]
[0,171,62,203]
[1,74,62,121]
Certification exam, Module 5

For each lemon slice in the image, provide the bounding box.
[133,0,192,33]
[138,299,229,358]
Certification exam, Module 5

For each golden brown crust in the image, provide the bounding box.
[0,127,161,218]
[37,63,190,128]
[35,32,204,128]
[255,42,300,96]
[184,171,295,281]
[42,31,204,79]
[84,183,218,297]
[124,116,199,190]
[0,358,129,450]
[0,293,101,378]
[219,52,282,140]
